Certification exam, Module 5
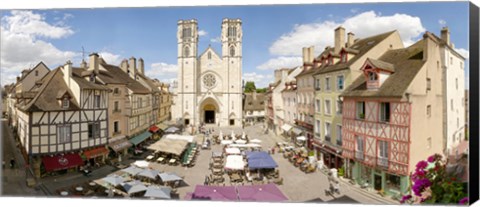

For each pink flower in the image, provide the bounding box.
[459,197,469,205]
[427,155,436,163]
[416,160,428,170]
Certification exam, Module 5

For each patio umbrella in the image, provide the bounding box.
[235,140,247,144]
[144,185,172,199]
[165,126,179,133]
[158,172,183,182]
[250,139,262,144]
[221,140,233,145]
[133,160,150,168]
[121,180,147,195]
[121,166,143,176]
[137,169,160,180]
[102,175,125,186]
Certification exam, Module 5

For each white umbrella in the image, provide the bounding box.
[121,180,147,195]
[231,131,235,139]
[144,185,172,199]
[235,140,247,144]
[221,140,233,145]
[158,172,183,182]
[250,139,262,144]
[102,175,125,186]
[137,169,160,180]
[121,166,143,176]
[133,160,150,168]
[296,136,307,141]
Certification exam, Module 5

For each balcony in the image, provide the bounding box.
[355,151,364,160]
[377,157,389,168]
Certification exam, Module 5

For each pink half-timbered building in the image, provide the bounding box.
[341,34,444,196]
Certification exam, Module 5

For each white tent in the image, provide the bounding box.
[225,148,241,155]
[231,131,236,139]
[235,139,247,144]
[221,140,233,145]
[164,134,195,143]
[250,139,262,144]
[229,143,262,148]
[225,155,245,170]
[296,136,307,141]
[133,160,150,168]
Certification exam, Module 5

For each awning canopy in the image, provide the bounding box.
[156,123,169,131]
[225,148,241,155]
[121,180,147,195]
[42,154,84,172]
[137,169,160,180]
[237,184,288,202]
[165,126,180,133]
[225,155,245,170]
[149,125,160,133]
[164,134,195,143]
[158,172,183,182]
[109,138,133,152]
[228,143,262,148]
[149,139,189,156]
[246,151,278,170]
[191,185,238,201]
[83,147,109,159]
[129,131,152,146]
[120,166,143,176]
[292,127,303,135]
[144,185,172,199]
[281,124,293,132]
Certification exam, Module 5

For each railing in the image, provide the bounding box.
[377,157,389,168]
[355,151,364,160]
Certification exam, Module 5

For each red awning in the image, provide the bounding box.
[149,125,160,133]
[42,154,84,172]
[83,147,109,159]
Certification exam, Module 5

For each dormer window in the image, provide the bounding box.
[368,72,378,81]
[62,97,69,109]
[89,74,95,82]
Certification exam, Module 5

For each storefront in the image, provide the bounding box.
[352,162,409,196]
[41,153,84,176]
[149,125,161,139]
[281,124,293,139]
[108,136,133,162]
[83,146,109,167]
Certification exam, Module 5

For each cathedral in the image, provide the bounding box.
[172,18,243,127]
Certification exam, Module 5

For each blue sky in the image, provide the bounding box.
[0,1,470,88]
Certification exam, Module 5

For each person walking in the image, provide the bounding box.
[10,157,15,169]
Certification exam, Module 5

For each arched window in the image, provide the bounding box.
[230,46,235,57]
[184,46,190,57]
[227,26,237,38]
[208,51,212,59]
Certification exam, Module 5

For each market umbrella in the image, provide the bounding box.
[144,185,172,199]
[121,166,143,176]
[165,127,179,133]
[250,139,262,144]
[137,169,160,180]
[221,140,233,145]
[237,184,288,202]
[158,172,183,182]
[235,140,247,144]
[133,160,150,168]
[121,180,147,195]
[102,175,125,186]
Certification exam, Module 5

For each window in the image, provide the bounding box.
[427,105,431,117]
[316,99,321,113]
[341,53,347,63]
[378,140,388,167]
[368,72,378,81]
[208,51,212,59]
[114,121,119,133]
[57,125,71,144]
[457,118,459,128]
[184,46,190,57]
[88,123,100,139]
[325,77,331,91]
[427,78,431,91]
[230,119,235,126]
[139,97,143,108]
[451,99,454,111]
[89,74,95,82]
[147,97,150,107]
[380,102,390,122]
[315,120,321,134]
[325,99,331,115]
[336,125,342,146]
[62,98,69,109]
[184,119,190,125]
[336,100,343,115]
[325,122,331,142]
[94,95,101,108]
[113,88,119,95]
[182,28,192,38]
[386,174,401,192]
[460,62,463,69]
[437,61,440,70]
[356,101,365,119]
[337,75,344,90]
[315,78,320,90]
[427,137,432,149]
[355,136,364,160]
[35,71,39,76]
[450,57,453,65]
[456,78,458,90]
[114,101,119,112]
[230,47,235,57]
[228,26,237,38]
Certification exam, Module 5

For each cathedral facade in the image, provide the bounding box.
[172,18,243,127]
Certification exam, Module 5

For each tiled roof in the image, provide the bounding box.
[244,92,266,111]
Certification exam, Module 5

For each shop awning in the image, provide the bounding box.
[292,127,303,135]
[109,138,133,152]
[83,147,109,159]
[156,123,169,131]
[149,125,160,133]
[281,124,293,132]
[129,131,152,146]
[42,154,84,172]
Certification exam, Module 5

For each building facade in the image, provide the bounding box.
[243,92,266,125]
[172,18,243,128]
[281,80,298,141]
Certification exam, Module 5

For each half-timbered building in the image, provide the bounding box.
[340,34,444,196]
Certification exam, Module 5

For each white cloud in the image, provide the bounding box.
[210,36,221,43]
[350,8,359,13]
[146,62,178,83]
[456,48,469,59]
[257,56,302,70]
[438,19,447,26]
[99,52,122,65]
[243,72,274,88]
[198,30,207,36]
[1,10,78,85]
[269,10,425,56]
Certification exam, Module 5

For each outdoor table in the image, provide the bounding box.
[169,159,176,164]
[146,155,154,160]
[213,162,222,168]
[212,168,223,174]
[157,157,165,162]
[231,174,241,182]
[89,182,96,187]
[76,187,83,192]
[60,191,69,196]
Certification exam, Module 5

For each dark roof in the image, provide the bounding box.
[97,64,151,94]
[341,39,426,98]
[20,68,81,112]
[137,73,160,93]
[244,92,266,111]
[18,61,50,81]
[310,30,397,76]
[366,58,395,72]
[71,68,110,90]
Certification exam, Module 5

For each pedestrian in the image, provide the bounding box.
[10,157,15,169]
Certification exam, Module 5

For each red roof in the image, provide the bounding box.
[83,147,109,159]
[42,154,84,172]
[149,125,160,133]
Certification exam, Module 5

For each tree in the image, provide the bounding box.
[244,81,256,93]
[256,88,267,93]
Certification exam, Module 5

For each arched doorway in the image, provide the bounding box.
[204,104,216,124]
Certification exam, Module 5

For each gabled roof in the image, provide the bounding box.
[19,61,50,82]
[198,45,221,60]
[341,39,426,98]
[364,58,395,73]
[96,63,151,94]
[137,72,160,93]
[71,68,110,90]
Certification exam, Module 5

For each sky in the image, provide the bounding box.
[0,1,470,89]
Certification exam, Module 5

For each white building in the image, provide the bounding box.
[172,18,243,127]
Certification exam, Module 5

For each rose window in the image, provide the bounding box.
[203,74,216,88]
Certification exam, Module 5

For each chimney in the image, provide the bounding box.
[64,60,72,87]
[16,76,20,82]
[347,32,355,47]
[80,60,87,69]
[88,53,99,74]
[138,58,145,75]
[129,57,137,79]
[302,46,314,68]
[441,27,451,47]
[334,26,345,54]
[120,59,129,73]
